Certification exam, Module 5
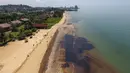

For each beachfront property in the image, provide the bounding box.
[0,23,11,44]
[32,24,48,29]
[11,20,22,27]
[0,23,11,32]
[0,18,32,45]
[0,10,63,46]
[20,18,29,22]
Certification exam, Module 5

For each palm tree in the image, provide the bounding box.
[24,21,33,30]
[0,31,7,44]
[0,32,4,42]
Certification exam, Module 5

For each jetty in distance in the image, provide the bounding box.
[59,5,79,11]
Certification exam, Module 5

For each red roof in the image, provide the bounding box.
[33,24,48,28]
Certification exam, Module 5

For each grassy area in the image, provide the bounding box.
[17,25,25,32]
[10,32,19,39]
[44,17,61,23]
[44,17,62,29]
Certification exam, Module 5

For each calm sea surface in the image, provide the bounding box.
[69,6,130,73]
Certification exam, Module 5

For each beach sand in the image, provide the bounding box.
[0,12,118,73]
[0,12,67,73]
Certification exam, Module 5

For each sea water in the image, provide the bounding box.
[69,5,130,73]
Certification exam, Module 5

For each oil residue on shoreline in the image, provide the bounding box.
[43,23,118,73]
[60,34,118,73]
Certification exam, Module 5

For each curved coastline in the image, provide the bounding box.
[0,11,119,73]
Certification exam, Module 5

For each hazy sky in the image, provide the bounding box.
[0,0,130,7]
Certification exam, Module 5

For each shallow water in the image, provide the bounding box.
[69,6,130,73]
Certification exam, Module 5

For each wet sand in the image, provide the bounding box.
[0,11,118,73]
[44,17,75,73]
[52,24,119,73]
[0,29,48,73]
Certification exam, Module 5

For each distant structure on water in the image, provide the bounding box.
[0,4,79,12]
[59,5,79,11]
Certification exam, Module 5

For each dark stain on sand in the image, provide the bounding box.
[61,34,118,73]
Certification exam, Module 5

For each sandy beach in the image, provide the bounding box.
[42,21,118,73]
[0,11,118,73]
[0,12,67,73]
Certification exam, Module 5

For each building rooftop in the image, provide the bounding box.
[20,18,29,21]
[33,24,48,29]
[11,20,22,24]
[0,23,11,28]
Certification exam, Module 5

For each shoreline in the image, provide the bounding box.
[60,33,119,73]
[72,23,119,73]
[52,21,118,73]
[0,11,118,73]
[70,21,119,73]
[0,12,67,73]
[72,25,119,73]
[43,20,75,73]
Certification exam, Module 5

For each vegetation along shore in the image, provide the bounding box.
[0,4,118,73]
[0,4,66,46]
[0,4,70,73]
